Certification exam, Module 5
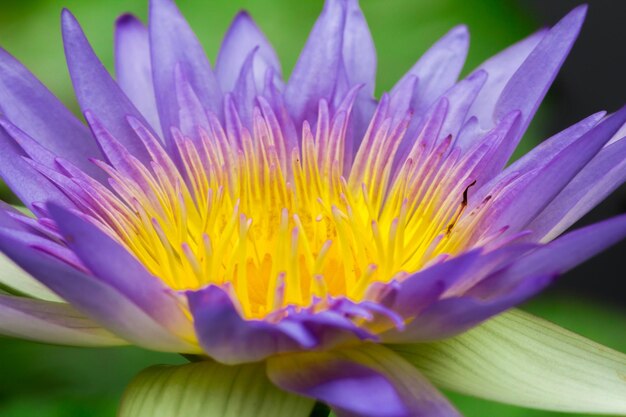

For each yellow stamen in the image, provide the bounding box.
[84,107,483,319]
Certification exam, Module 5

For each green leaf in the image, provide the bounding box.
[118,360,315,417]
[391,309,626,414]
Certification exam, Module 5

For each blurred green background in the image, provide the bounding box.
[0,0,624,416]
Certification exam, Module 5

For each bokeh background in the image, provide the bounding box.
[0,0,624,416]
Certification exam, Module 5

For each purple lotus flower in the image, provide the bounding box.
[0,0,625,416]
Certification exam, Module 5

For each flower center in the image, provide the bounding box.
[85,100,478,319]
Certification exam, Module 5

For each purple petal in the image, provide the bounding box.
[391,25,469,119]
[262,78,299,151]
[173,65,211,141]
[187,285,315,364]
[47,203,195,342]
[0,204,29,232]
[456,110,522,185]
[393,215,626,343]
[285,0,347,128]
[115,14,161,135]
[290,300,377,346]
[0,227,199,352]
[0,117,61,171]
[389,75,418,120]
[609,120,626,145]
[341,0,378,146]
[0,128,72,210]
[216,11,281,93]
[267,343,462,417]
[494,6,587,150]
[468,29,546,128]
[0,48,103,177]
[61,10,154,165]
[528,136,626,242]
[187,284,379,364]
[231,49,258,128]
[482,110,604,186]
[343,0,376,96]
[386,274,553,343]
[297,312,373,345]
[149,0,222,147]
[471,106,626,240]
[438,70,487,144]
[0,294,126,347]
[472,214,626,296]
[385,250,483,318]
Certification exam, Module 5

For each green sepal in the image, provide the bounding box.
[118,359,315,417]
[391,309,626,414]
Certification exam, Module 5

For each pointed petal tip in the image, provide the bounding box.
[604,212,626,230]
[604,104,626,130]
[559,3,588,31]
[60,8,88,47]
[467,68,487,83]
[116,13,142,27]
[60,8,77,27]
[571,3,589,19]
[234,9,252,21]
[224,10,259,42]
[448,24,470,41]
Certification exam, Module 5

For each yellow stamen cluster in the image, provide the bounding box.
[87,102,477,319]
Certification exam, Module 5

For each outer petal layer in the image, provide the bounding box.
[495,6,587,149]
[0,227,199,353]
[388,214,626,342]
[0,121,78,211]
[187,285,316,364]
[187,285,374,364]
[62,10,153,165]
[391,25,468,118]
[384,274,552,343]
[0,48,102,177]
[115,14,161,134]
[267,343,461,417]
[528,135,626,242]
[216,11,281,93]
[149,0,222,146]
[48,204,196,342]
[285,0,346,127]
[392,309,626,414]
[0,294,126,347]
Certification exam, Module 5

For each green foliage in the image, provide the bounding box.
[0,341,184,417]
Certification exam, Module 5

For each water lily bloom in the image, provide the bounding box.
[1,0,626,416]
